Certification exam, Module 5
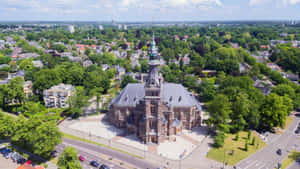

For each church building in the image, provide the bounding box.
[109,34,203,144]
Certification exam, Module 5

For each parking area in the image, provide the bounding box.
[0,155,20,169]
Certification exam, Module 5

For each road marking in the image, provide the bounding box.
[243,160,258,169]
[258,162,267,169]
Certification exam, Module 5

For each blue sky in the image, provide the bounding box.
[0,0,300,21]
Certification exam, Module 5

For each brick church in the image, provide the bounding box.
[109,34,203,144]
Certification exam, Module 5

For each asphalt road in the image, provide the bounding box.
[236,113,300,169]
[56,143,124,169]
[287,162,300,169]
[56,138,159,169]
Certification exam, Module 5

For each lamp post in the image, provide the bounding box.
[144,141,146,159]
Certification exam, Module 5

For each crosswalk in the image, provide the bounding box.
[236,159,279,169]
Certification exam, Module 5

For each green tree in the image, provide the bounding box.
[197,79,216,102]
[214,131,225,148]
[33,69,62,93]
[7,77,25,105]
[0,112,16,139]
[182,75,197,89]
[68,86,88,117]
[207,94,232,132]
[120,75,137,89]
[12,116,62,159]
[161,48,175,64]
[90,87,103,112]
[247,130,252,140]
[252,137,256,145]
[245,139,249,151]
[57,147,82,169]
[19,58,34,71]
[260,93,289,130]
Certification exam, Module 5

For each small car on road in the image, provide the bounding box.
[90,160,100,167]
[99,164,110,169]
[79,155,85,161]
[276,149,282,156]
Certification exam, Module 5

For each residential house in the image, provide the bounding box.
[18,53,39,60]
[0,40,5,49]
[266,63,282,71]
[83,60,94,67]
[280,33,288,37]
[10,47,22,60]
[101,64,110,71]
[8,70,25,80]
[114,65,126,80]
[253,79,273,95]
[24,81,33,97]
[29,41,43,49]
[16,163,44,169]
[32,60,44,68]
[180,54,190,65]
[231,43,240,49]
[68,56,83,63]
[43,84,75,108]
[239,62,251,73]
[131,59,140,69]
[281,72,299,82]
[0,64,9,69]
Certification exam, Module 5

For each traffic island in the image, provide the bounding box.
[206,131,266,166]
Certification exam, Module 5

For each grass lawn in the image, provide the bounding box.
[50,158,58,165]
[62,132,143,159]
[283,116,294,130]
[207,131,266,166]
[281,151,300,169]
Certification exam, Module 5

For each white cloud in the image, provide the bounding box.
[249,0,300,6]
[283,0,300,5]
[119,0,222,8]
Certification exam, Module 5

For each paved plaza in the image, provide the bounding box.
[67,114,208,160]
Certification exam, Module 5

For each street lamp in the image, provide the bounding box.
[144,141,146,159]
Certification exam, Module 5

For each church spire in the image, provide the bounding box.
[146,32,161,88]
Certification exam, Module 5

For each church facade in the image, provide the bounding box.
[109,34,203,144]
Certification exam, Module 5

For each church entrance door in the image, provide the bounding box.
[151,136,156,142]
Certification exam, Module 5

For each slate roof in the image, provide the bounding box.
[110,83,202,111]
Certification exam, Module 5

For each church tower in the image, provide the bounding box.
[142,33,164,143]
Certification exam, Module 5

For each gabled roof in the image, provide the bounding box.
[110,83,202,111]
[16,164,44,169]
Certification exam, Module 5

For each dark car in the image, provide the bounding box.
[276,149,282,155]
[17,158,26,164]
[99,164,110,169]
[295,129,300,134]
[90,160,100,167]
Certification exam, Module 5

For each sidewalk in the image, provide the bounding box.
[59,120,223,169]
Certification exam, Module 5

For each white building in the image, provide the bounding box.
[99,25,103,30]
[43,84,75,108]
[68,25,75,33]
[118,24,122,29]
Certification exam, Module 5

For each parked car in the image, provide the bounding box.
[99,164,110,169]
[26,160,32,164]
[5,151,13,159]
[295,129,300,134]
[276,149,282,156]
[11,152,23,163]
[0,145,6,150]
[90,160,100,167]
[1,148,9,155]
[79,155,85,161]
[17,158,26,164]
